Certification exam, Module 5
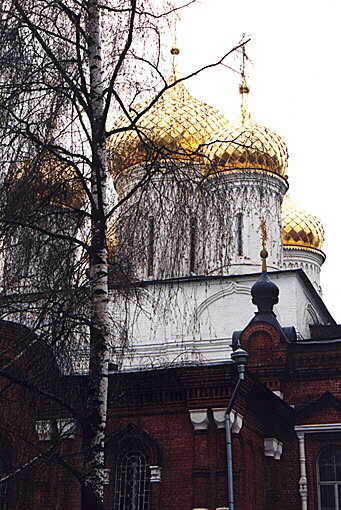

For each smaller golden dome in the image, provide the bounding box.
[281,195,325,253]
[108,78,230,177]
[204,82,288,179]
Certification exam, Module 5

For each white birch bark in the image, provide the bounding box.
[83,1,110,508]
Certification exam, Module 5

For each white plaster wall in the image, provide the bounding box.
[112,163,330,370]
[110,270,333,370]
[282,247,325,295]
[205,171,287,274]
[114,166,287,281]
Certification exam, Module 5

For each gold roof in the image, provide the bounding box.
[108,78,230,176]
[281,195,325,252]
[203,82,288,179]
[10,153,85,208]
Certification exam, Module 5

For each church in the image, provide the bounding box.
[1,47,341,510]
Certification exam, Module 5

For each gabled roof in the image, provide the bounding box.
[295,391,341,415]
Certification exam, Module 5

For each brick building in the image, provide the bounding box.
[0,56,340,510]
[2,266,341,510]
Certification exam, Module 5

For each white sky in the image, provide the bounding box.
[175,0,341,321]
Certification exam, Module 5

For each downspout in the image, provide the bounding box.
[224,348,247,510]
[225,377,242,510]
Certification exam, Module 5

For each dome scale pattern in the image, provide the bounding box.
[204,112,288,179]
[281,196,325,252]
[108,78,230,176]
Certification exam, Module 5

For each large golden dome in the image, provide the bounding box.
[204,82,288,179]
[282,195,325,253]
[109,75,230,176]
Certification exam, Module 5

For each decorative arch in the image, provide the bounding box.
[241,323,281,351]
[108,424,162,466]
[194,282,251,321]
[305,303,319,326]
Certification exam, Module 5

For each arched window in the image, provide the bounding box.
[110,425,161,510]
[318,446,341,510]
[113,448,151,510]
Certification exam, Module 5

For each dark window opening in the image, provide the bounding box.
[236,213,243,256]
[189,216,197,273]
[147,217,155,277]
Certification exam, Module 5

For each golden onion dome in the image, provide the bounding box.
[281,195,325,253]
[204,80,288,179]
[9,153,85,209]
[108,73,230,177]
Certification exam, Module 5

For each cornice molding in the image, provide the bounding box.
[295,423,341,434]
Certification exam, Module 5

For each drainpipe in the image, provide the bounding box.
[225,348,249,510]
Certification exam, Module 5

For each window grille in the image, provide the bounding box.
[113,450,151,510]
[147,217,155,277]
[318,446,341,510]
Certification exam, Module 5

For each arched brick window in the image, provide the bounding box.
[110,424,161,510]
[113,444,151,510]
[318,446,341,510]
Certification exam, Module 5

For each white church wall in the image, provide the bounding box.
[282,247,324,295]
[110,270,332,370]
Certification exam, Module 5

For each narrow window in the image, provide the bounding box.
[147,217,155,277]
[318,446,341,510]
[114,450,151,510]
[236,213,243,256]
[189,216,197,274]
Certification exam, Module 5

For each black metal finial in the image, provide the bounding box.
[251,272,279,313]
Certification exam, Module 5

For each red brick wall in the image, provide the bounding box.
[4,316,341,510]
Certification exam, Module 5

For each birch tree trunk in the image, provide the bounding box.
[0,2,245,508]
[82,1,109,508]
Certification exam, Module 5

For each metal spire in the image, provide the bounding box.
[170,1,180,80]
[239,45,251,124]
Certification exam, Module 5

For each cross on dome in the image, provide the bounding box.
[260,219,269,273]
[239,44,251,124]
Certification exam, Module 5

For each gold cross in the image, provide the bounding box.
[260,219,268,272]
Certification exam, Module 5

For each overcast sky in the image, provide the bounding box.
[174,0,341,321]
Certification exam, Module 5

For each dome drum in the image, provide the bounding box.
[205,166,289,191]
[283,245,325,263]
